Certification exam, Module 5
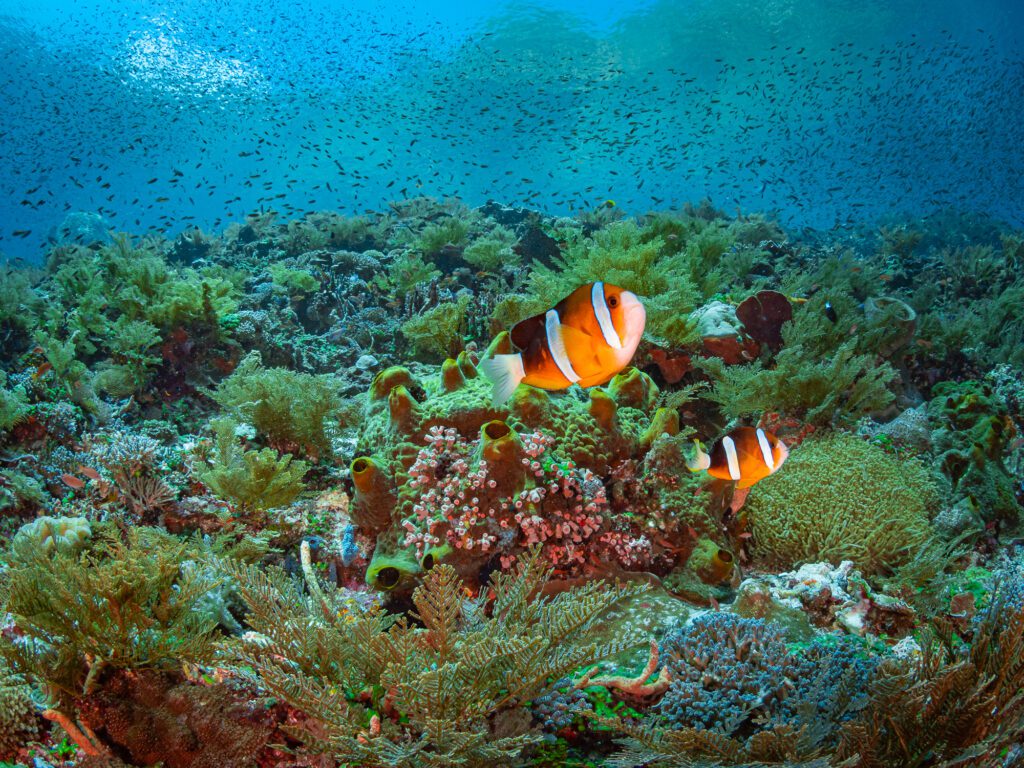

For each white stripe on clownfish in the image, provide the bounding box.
[591,281,623,350]
[545,309,581,383]
[723,435,741,480]
[756,428,775,470]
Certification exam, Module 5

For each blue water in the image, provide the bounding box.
[1,0,1022,260]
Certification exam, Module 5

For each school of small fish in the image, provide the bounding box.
[1,0,1022,259]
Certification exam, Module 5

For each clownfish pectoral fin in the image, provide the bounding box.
[479,353,526,406]
[686,440,711,472]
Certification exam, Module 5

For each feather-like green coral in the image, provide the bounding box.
[527,220,702,346]
[212,351,340,460]
[197,417,309,512]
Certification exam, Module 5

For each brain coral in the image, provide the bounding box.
[744,432,937,574]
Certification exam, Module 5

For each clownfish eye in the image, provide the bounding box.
[608,295,619,308]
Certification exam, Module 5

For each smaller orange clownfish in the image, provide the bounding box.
[686,426,789,489]
[479,281,646,405]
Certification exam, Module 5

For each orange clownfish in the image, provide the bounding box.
[480,281,646,405]
[686,426,789,489]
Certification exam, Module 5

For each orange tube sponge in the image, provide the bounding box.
[350,455,395,534]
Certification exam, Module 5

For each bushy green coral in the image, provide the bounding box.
[32,332,103,416]
[268,262,320,295]
[94,317,162,397]
[310,211,378,249]
[928,380,1021,525]
[197,417,309,512]
[0,378,29,431]
[462,226,518,271]
[47,233,238,337]
[0,264,41,337]
[698,315,896,426]
[400,295,470,360]
[1,523,220,708]
[744,432,938,574]
[527,220,701,346]
[376,251,440,297]
[281,219,329,255]
[212,351,340,459]
[415,217,469,257]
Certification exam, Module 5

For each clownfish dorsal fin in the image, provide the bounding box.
[478,353,526,406]
[510,311,547,350]
[686,439,711,472]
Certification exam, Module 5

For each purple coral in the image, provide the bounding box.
[657,612,801,735]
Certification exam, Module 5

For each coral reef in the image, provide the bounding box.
[0,198,1021,766]
[223,548,646,767]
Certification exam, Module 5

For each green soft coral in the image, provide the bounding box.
[268,262,320,295]
[462,226,519,271]
[0,377,29,431]
[400,295,470,360]
[197,417,308,513]
[527,220,702,347]
[928,380,1021,525]
[698,332,896,426]
[211,352,340,460]
[94,318,162,397]
[1,522,220,707]
[744,432,938,574]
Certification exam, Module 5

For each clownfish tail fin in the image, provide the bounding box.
[686,439,711,472]
[478,353,526,406]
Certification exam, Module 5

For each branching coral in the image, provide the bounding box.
[744,432,938,574]
[222,548,646,767]
[657,613,802,735]
[90,431,176,521]
[527,220,701,347]
[197,417,308,513]
[212,351,340,460]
